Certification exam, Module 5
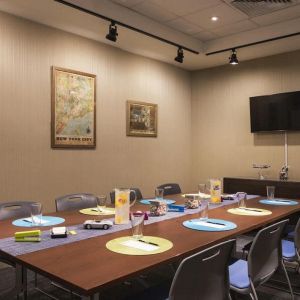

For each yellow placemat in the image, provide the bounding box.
[79,207,115,216]
[106,236,173,255]
[227,207,272,216]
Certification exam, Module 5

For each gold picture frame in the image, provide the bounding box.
[51,67,96,148]
[126,100,158,137]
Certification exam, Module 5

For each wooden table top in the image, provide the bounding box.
[1,195,299,296]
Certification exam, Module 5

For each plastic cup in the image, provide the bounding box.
[96,195,107,212]
[267,186,275,200]
[199,199,209,221]
[236,192,247,208]
[155,188,164,201]
[130,213,145,240]
[30,203,42,225]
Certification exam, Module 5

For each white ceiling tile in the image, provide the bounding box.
[149,0,222,17]
[166,18,203,35]
[110,0,144,8]
[251,4,300,26]
[193,31,219,42]
[185,3,248,30]
[212,20,258,37]
[131,1,177,22]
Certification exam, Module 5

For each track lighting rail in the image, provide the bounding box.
[206,31,300,56]
[54,0,199,55]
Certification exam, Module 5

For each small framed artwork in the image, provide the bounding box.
[51,67,96,148]
[126,100,158,137]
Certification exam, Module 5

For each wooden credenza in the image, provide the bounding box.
[223,177,300,199]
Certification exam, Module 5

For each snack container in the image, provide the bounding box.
[149,200,167,216]
[185,198,199,209]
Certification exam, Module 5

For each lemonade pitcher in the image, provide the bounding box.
[210,179,221,204]
[114,188,137,224]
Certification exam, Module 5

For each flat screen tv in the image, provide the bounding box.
[250,91,300,132]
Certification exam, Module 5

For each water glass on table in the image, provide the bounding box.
[30,203,43,225]
[130,213,145,240]
[199,199,209,221]
[266,186,275,200]
[198,183,207,195]
[236,192,247,209]
[96,195,107,212]
[155,188,164,201]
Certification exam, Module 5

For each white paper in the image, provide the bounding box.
[52,227,66,234]
[23,217,49,225]
[193,221,225,229]
[121,240,159,252]
[185,193,210,199]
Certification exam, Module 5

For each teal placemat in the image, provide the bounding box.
[140,199,175,205]
[259,199,298,206]
[183,218,237,232]
[12,216,65,227]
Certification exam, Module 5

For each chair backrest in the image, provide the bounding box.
[294,218,300,253]
[169,239,235,300]
[157,183,181,196]
[248,219,288,286]
[0,201,38,221]
[110,188,143,205]
[55,193,98,212]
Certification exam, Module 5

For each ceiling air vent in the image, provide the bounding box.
[230,0,300,18]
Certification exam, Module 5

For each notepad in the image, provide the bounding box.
[120,240,159,252]
[23,217,50,225]
[192,221,226,229]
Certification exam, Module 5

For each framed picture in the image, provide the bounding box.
[126,100,158,137]
[51,67,96,148]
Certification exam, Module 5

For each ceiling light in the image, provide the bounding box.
[229,49,238,65]
[106,21,118,42]
[211,16,219,22]
[174,47,184,63]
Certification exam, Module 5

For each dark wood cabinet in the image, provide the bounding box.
[223,177,300,199]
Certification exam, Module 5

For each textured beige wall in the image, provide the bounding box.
[191,50,300,188]
[0,12,192,211]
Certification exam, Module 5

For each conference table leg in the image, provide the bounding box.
[16,263,27,299]
[81,293,100,300]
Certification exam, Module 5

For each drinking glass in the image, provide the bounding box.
[96,195,107,212]
[30,203,42,225]
[130,213,145,240]
[155,188,164,201]
[198,183,207,195]
[199,199,209,221]
[236,192,247,208]
[267,186,275,200]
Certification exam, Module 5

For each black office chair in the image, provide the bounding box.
[157,183,181,196]
[110,188,143,205]
[55,193,98,212]
[229,219,294,300]
[168,239,235,300]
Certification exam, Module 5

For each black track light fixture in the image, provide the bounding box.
[229,48,238,65]
[106,21,118,42]
[174,47,184,63]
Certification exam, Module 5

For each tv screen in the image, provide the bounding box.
[250,91,300,132]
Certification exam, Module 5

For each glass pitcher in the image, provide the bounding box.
[114,188,137,224]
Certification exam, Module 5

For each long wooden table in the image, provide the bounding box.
[1,195,300,299]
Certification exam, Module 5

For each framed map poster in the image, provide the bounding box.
[126,100,157,137]
[51,67,96,148]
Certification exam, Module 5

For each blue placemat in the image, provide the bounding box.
[259,199,298,206]
[12,216,65,227]
[183,218,237,232]
[140,199,176,205]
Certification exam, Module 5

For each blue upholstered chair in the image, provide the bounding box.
[229,219,294,300]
